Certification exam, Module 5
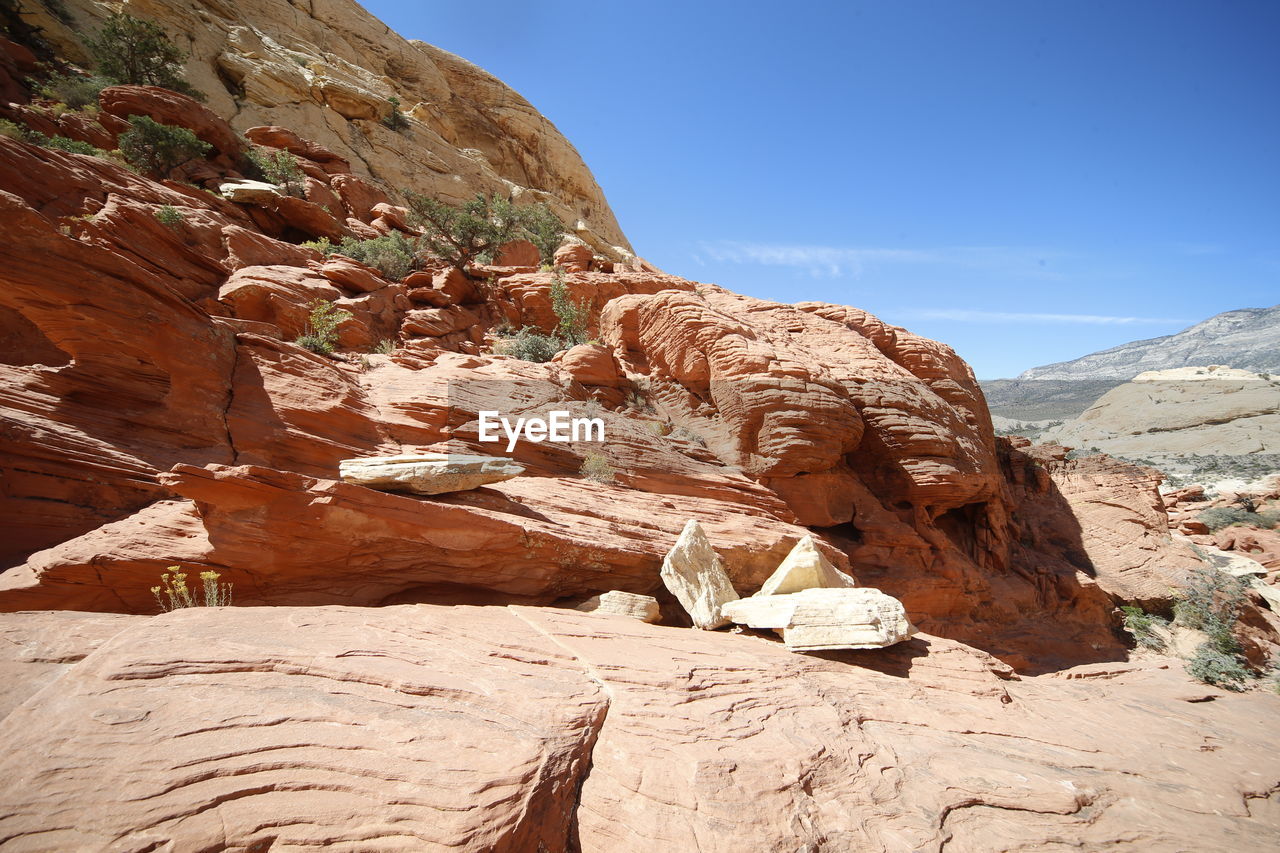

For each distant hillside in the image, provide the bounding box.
[980,378,1125,422]
[1017,305,1280,380]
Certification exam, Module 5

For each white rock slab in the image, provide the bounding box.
[339,453,524,495]
[660,519,739,630]
[219,179,284,204]
[721,587,914,651]
[756,535,857,596]
[575,591,661,623]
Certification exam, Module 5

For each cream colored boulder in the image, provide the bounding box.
[721,588,914,651]
[660,520,739,629]
[756,535,857,596]
[575,591,661,623]
[219,179,284,204]
[338,453,524,495]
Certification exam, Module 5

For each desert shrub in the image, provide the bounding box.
[404,191,528,271]
[38,72,107,109]
[549,274,588,346]
[580,449,616,484]
[1186,643,1250,691]
[86,12,204,100]
[1198,506,1252,531]
[1173,565,1249,670]
[295,299,351,355]
[0,118,26,141]
[1120,605,1168,651]
[244,146,304,196]
[43,135,102,154]
[372,338,396,354]
[151,565,232,611]
[300,237,332,253]
[154,205,184,229]
[494,327,561,363]
[382,95,408,130]
[329,233,418,280]
[117,115,210,176]
[522,202,565,266]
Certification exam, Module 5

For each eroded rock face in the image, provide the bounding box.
[1,606,1277,851]
[339,452,525,495]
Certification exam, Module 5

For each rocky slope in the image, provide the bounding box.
[1,3,1278,849]
[1018,304,1280,380]
[16,0,632,258]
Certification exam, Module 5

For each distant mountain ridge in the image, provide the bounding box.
[1017,305,1280,380]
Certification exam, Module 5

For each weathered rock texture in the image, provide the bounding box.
[0,606,1277,851]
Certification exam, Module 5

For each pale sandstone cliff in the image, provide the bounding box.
[21,0,633,257]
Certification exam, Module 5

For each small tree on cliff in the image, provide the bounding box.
[86,12,204,100]
[403,191,529,275]
[118,116,210,176]
[522,202,565,266]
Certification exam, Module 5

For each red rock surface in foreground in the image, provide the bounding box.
[0,606,1275,851]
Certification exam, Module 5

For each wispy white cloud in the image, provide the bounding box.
[900,309,1182,325]
[696,241,1067,279]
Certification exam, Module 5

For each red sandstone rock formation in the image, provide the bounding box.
[0,605,1276,850]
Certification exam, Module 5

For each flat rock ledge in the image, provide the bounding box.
[721,587,915,651]
[339,453,525,495]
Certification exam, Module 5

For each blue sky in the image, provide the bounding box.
[363,0,1279,378]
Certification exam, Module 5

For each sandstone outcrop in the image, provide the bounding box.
[660,519,739,629]
[28,0,633,259]
[1,605,1277,851]
[721,587,914,650]
[338,452,525,495]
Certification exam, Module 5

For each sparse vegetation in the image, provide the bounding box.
[1187,643,1251,691]
[324,233,418,281]
[1172,567,1253,689]
[244,146,304,196]
[151,565,232,611]
[295,299,351,355]
[372,338,396,354]
[1120,605,1168,651]
[117,116,210,176]
[86,12,204,100]
[405,191,528,272]
[38,72,107,110]
[522,202,565,266]
[42,135,102,155]
[1197,505,1280,532]
[579,449,616,484]
[154,205,184,229]
[549,274,588,346]
[382,95,409,131]
[494,327,562,363]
